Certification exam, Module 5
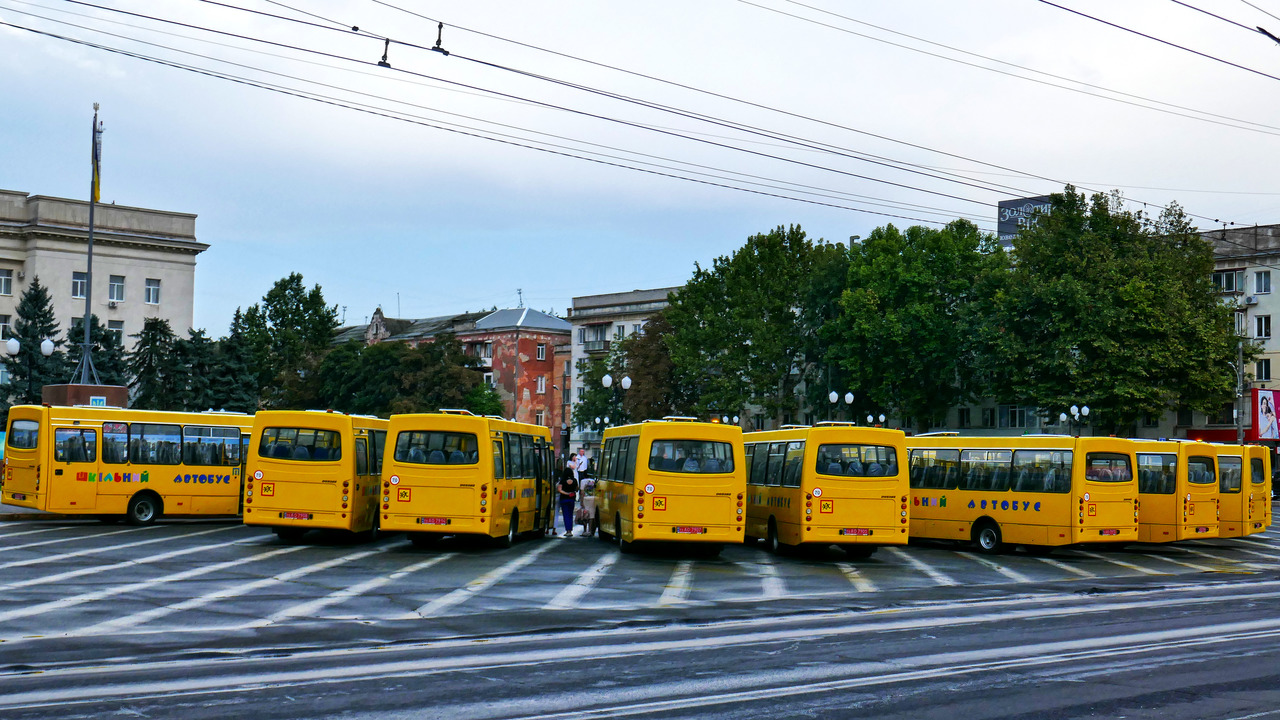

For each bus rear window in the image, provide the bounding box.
[394,431,479,465]
[1251,458,1266,485]
[816,444,897,477]
[261,428,342,462]
[648,440,734,473]
[1136,453,1175,494]
[1084,453,1132,483]
[7,420,38,450]
[1187,456,1215,485]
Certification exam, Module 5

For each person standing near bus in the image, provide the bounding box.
[557,470,580,537]
[576,449,590,481]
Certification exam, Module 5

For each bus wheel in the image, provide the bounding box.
[126,492,162,526]
[409,533,439,548]
[495,510,517,548]
[765,518,782,554]
[274,527,307,543]
[616,514,634,554]
[844,545,877,560]
[973,521,1004,554]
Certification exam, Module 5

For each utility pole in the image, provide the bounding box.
[73,103,103,385]
[1238,336,1245,444]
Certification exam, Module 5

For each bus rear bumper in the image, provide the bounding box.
[382,513,488,535]
[3,490,42,510]
[803,524,908,545]
[243,507,352,531]
[635,523,743,543]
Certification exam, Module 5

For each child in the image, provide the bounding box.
[580,477,598,537]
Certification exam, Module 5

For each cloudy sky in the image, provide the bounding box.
[3,0,1279,334]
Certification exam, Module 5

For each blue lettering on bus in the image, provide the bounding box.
[968,499,976,509]
[1001,500,1009,510]
[1034,502,1041,512]
[1022,501,1030,511]
[980,500,987,509]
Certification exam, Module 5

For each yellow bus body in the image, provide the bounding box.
[243,410,388,535]
[2,404,252,523]
[596,419,746,548]
[906,435,1139,551]
[1214,444,1252,538]
[744,424,909,552]
[1133,440,1219,542]
[1247,444,1272,535]
[381,411,554,543]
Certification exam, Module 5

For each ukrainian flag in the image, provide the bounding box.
[90,112,102,203]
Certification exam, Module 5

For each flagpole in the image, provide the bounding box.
[76,103,101,385]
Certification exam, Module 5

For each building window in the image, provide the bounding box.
[72,271,87,299]
[956,408,971,428]
[614,325,625,340]
[482,372,494,386]
[633,324,641,335]
[1258,315,1271,339]
[144,278,161,304]
[998,405,1036,429]
[108,275,125,302]
[1258,359,1272,381]
[1213,269,1246,293]
[1258,271,1272,295]
[0,366,8,386]
[108,320,124,341]
[980,407,996,428]
[535,411,544,426]
[1142,413,1160,428]
[537,376,547,394]
[1177,407,1194,426]
[0,269,11,297]
[1213,402,1235,425]
[564,360,571,376]
[0,314,10,340]
[1237,311,1248,337]
[536,343,546,361]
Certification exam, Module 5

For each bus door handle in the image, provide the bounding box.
[55,469,63,476]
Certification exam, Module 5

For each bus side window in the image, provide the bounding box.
[492,441,505,479]
[355,438,369,476]
[523,436,537,479]
[600,439,615,481]
[620,437,635,484]
[750,444,769,485]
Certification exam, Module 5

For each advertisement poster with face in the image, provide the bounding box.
[1257,389,1279,440]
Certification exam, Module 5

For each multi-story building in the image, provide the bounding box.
[566,287,680,452]
[0,189,206,385]
[335,306,572,450]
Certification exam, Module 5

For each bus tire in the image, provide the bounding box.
[844,545,877,560]
[495,510,518,548]
[765,518,782,554]
[126,492,162,526]
[972,520,1004,554]
[409,532,439,548]
[616,513,634,554]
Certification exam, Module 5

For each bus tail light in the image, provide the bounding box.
[806,501,812,507]
[901,517,906,524]
[343,480,350,488]
[638,490,645,498]
[480,506,487,513]
[737,500,743,507]
[383,503,389,510]
[481,492,488,499]
[806,493,812,500]
[637,513,644,519]
[342,503,348,509]
[481,484,488,492]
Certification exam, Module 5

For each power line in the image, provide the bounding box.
[1168,0,1261,33]
[1239,0,1280,24]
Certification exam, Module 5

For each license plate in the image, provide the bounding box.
[280,511,312,520]
[840,528,871,536]
[417,517,450,525]
[1195,526,1209,533]
[672,526,706,534]
[10,493,25,501]
[1099,528,1120,536]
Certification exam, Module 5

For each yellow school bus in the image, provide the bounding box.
[906,434,1139,553]
[1248,444,1272,535]
[1133,440,1219,542]
[381,410,555,547]
[2,404,252,524]
[596,417,745,553]
[1214,443,1252,538]
[243,410,388,541]
[743,423,908,558]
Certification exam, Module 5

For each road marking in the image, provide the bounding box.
[0,526,244,591]
[1212,544,1280,561]
[1073,550,1168,575]
[884,547,958,586]
[80,545,397,635]
[1028,556,1096,578]
[411,542,555,618]
[658,560,694,606]
[757,555,786,599]
[0,531,266,623]
[265,553,457,624]
[0,525,69,540]
[1179,546,1273,569]
[954,551,1032,583]
[835,562,876,592]
[545,551,619,610]
[0,525,148,552]
[0,525,203,572]
[1148,554,1218,572]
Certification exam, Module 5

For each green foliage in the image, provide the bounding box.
[312,334,488,417]
[833,219,1005,431]
[127,318,179,410]
[972,187,1242,431]
[210,309,260,413]
[67,314,128,388]
[172,329,218,411]
[2,276,71,405]
[464,380,506,417]
[572,349,626,429]
[666,225,824,423]
[619,310,686,421]
[242,273,339,406]
[392,334,485,414]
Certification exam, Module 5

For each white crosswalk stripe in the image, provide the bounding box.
[956,551,1033,583]
[658,560,695,606]
[410,542,556,618]
[545,550,619,610]
[1029,555,1096,578]
[0,525,149,552]
[1074,550,1168,575]
[263,553,457,624]
[835,562,877,592]
[884,547,958,586]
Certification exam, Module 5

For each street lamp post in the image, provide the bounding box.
[1062,404,1090,436]
[5,337,54,403]
[828,391,854,421]
[602,373,631,425]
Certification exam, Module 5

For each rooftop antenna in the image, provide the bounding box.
[517,288,524,308]
[342,305,347,324]
[72,102,103,385]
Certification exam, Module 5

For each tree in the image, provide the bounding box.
[210,308,260,413]
[172,328,218,411]
[242,273,340,405]
[2,276,71,404]
[572,347,627,430]
[392,334,487,414]
[464,381,506,417]
[67,314,128,388]
[833,219,1006,431]
[972,186,1241,432]
[619,310,687,421]
[127,318,179,410]
[666,225,824,424]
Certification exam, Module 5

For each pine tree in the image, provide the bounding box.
[2,276,70,405]
[67,315,129,387]
[173,328,218,411]
[128,318,179,410]
[210,308,260,413]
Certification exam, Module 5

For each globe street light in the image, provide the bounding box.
[5,337,54,402]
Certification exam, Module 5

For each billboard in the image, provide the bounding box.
[1255,388,1278,440]
[997,196,1052,245]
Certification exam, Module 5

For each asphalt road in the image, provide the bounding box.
[1,515,1278,719]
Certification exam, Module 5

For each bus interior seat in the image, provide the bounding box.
[704,458,723,472]
[1042,468,1057,492]
[846,460,864,476]
[408,447,427,463]
[292,446,311,460]
[827,462,844,475]
[448,450,466,464]
[469,451,479,463]
[428,449,446,464]
[682,458,700,472]
[272,443,292,459]
[867,462,883,476]
[313,447,329,461]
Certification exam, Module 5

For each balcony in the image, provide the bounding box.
[478,356,493,368]
[583,340,611,354]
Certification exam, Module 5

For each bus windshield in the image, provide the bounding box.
[648,439,734,473]
[815,443,897,477]
[393,431,479,465]
[260,427,342,462]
